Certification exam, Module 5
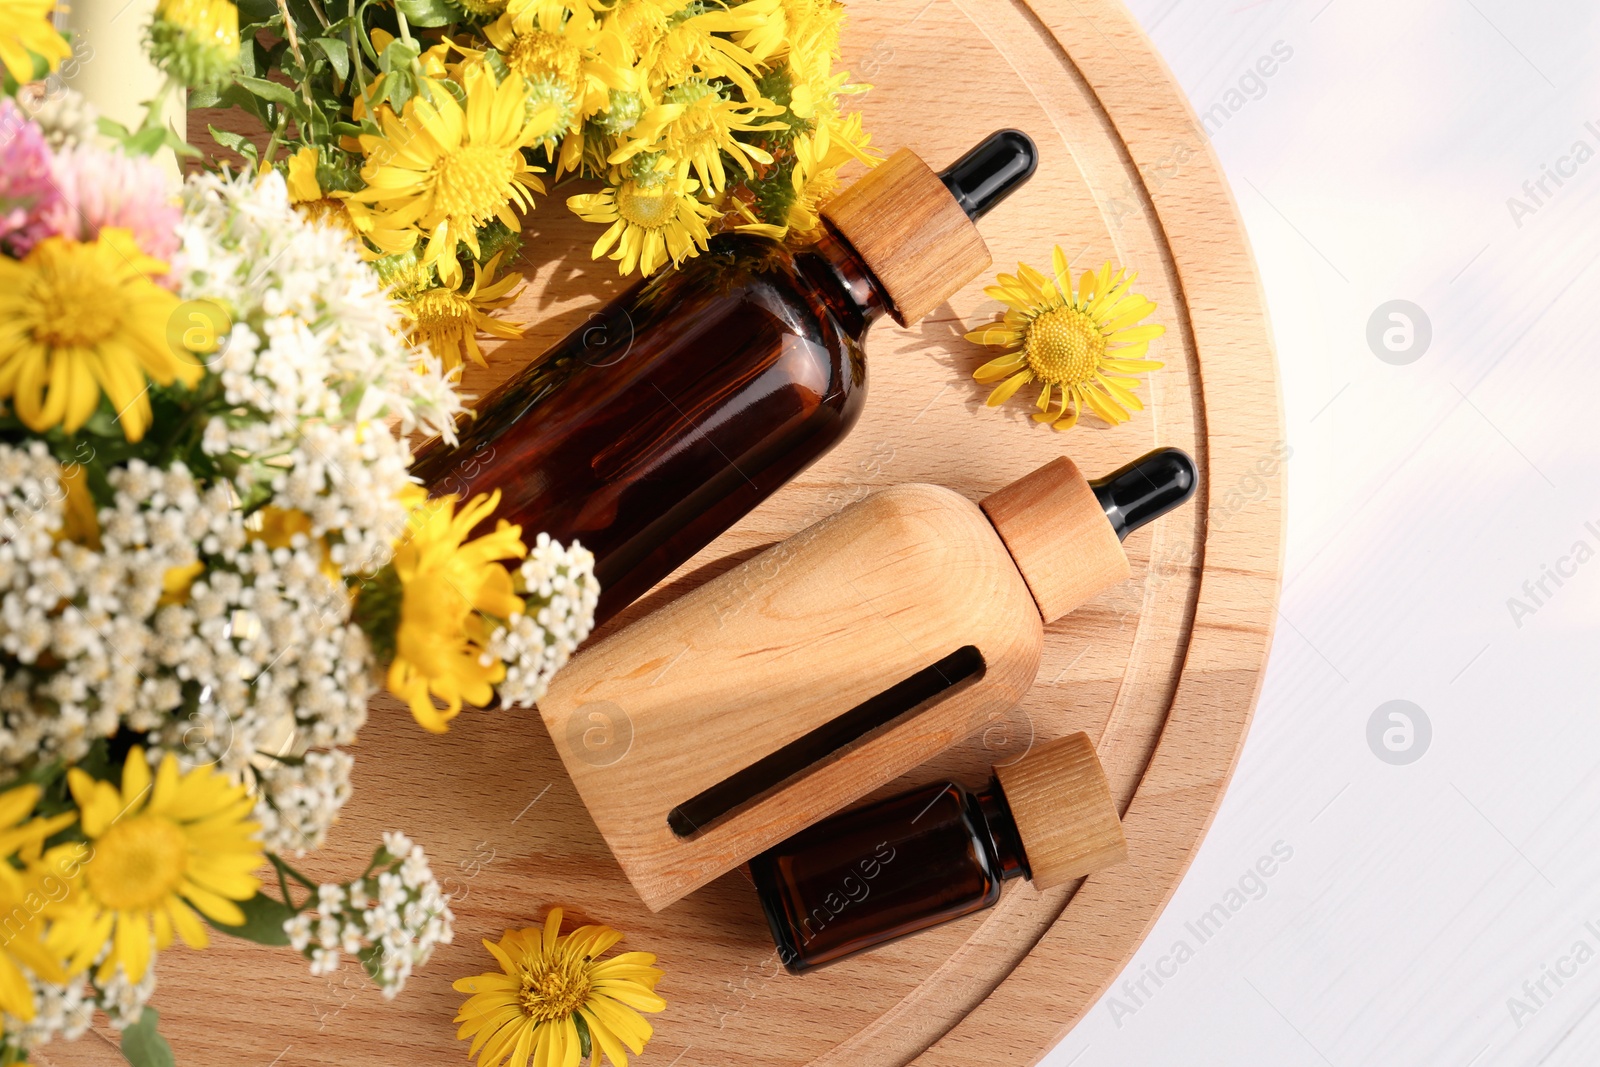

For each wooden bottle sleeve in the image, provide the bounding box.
[538,484,1045,912]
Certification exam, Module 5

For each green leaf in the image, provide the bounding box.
[312,37,351,80]
[208,892,295,946]
[123,124,172,157]
[96,115,132,141]
[187,84,225,108]
[394,0,458,26]
[379,36,421,74]
[121,1008,175,1067]
[236,0,280,29]
[207,124,259,161]
[235,73,303,111]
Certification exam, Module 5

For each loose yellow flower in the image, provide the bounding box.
[345,65,561,288]
[48,748,264,985]
[0,785,78,1021]
[568,174,714,276]
[396,253,525,372]
[609,78,783,195]
[0,229,204,441]
[0,0,70,85]
[454,908,665,1067]
[387,488,526,733]
[967,247,1165,431]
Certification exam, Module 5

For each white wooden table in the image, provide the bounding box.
[1044,1,1600,1064]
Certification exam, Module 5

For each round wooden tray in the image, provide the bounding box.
[44,0,1280,1063]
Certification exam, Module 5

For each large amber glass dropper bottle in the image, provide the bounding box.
[410,130,1038,623]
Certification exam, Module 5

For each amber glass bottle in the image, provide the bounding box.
[747,733,1127,972]
[412,229,882,620]
[410,131,1038,624]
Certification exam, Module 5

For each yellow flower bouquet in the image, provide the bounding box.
[181,0,876,372]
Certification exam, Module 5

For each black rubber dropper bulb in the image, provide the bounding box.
[1091,447,1198,541]
[938,129,1038,220]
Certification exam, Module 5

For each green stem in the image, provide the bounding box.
[272,855,295,909]
[395,7,412,43]
[261,113,289,166]
[348,18,370,99]
[355,0,383,66]
[273,0,318,115]
[270,853,321,904]
[138,74,179,136]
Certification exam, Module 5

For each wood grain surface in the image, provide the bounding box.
[41,0,1280,1063]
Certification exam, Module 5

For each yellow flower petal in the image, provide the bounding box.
[985,371,1031,407]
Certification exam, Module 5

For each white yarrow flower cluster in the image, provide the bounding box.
[0,446,368,850]
[284,833,454,999]
[0,974,93,1052]
[2,964,159,1051]
[491,534,600,708]
[175,170,463,578]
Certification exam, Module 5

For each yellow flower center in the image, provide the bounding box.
[89,813,189,911]
[1024,305,1106,386]
[25,252,126,350]
[432,145,518,226]
[615,181,679,231]
[411,287,476,332]
[518,960,592,1022]
[293,198,359,240]
[505,30,583,101]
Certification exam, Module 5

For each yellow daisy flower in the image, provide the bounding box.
[396,254,525,372]
[0,229,204,442]
[48,748,264,985]
[735,0,843,86]
[616,0,773,98]
[284,145,360,240]
[345,64,561,288]
[782,109,878,241]
[147,0,240,88]
[386,488,527,733]
[568,174,714,276]
[0,785,79,1021]
[506,0,608,28]
[285,145,322,203]
[0,0,70,85]
[483,4,630,123]
[609,79,784,195]
[967,247,1165,431]
[453,908,665,1067]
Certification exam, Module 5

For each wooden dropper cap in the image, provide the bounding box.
[821,130,1037,326]
[995,732,1126,889]
[981,448,1197,624]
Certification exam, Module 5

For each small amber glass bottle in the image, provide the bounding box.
[410,131,1037,624]
[747,733,1126,972]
